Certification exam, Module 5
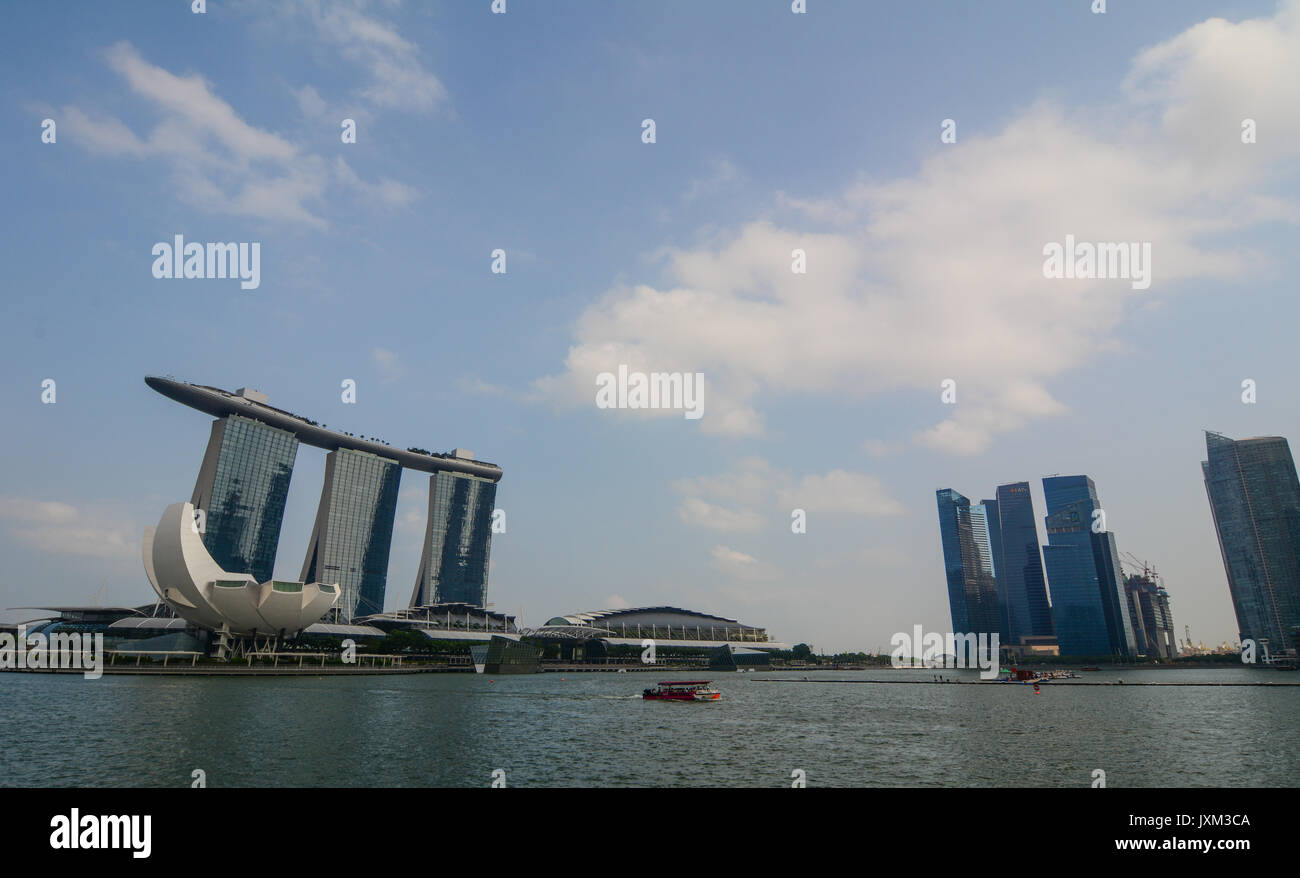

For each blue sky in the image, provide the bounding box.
[2,0,1297,652]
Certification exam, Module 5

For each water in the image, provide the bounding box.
[2,668,1296,787]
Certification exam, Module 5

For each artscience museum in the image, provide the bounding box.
[143,502,341,656]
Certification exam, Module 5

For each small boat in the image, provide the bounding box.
[643,680,721,701]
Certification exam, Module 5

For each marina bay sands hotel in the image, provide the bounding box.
[145,377,502,622]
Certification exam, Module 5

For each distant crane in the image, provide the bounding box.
[1120,551,1160,583]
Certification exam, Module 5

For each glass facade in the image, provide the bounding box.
[191,414,298,583]
[1042,475,1138,658]
[969,501,1008,642]
[1202,432,1300,654]
[978,498,1009,640]
[1126,572,1176,659]
[411,471,497,608]
[994,481,1054,643]
[301,448,402,622]
[936,489,1001,652]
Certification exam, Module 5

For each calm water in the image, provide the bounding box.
[2,667,1296,787]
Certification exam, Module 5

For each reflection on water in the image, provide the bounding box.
[1,668,1295,787]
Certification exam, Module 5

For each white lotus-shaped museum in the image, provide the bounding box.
[142,502,339,636]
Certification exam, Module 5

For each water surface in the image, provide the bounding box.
[2,667,1294,787]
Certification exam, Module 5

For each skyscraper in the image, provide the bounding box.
[301,448,402,622]
[1041,475,1138,657]
[1202,432,1300,655]
[936,489,1002,645]
[971,500,1009,641]
[411,462,498,608]
[190,408,298,584]
[994,481,1054,643]
[1125,570,1176,659]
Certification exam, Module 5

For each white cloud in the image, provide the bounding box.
[709,544,772,581]
[373,347,405,383]
[61,42,418,226]
[0,498,79,524]
[783,470,904,517]
[684,157,739,202]
[284,0,446,116]
[539,4,1300,453]
[677,496,766,533]
[458,376,510,397]
[395,486,427,535]
[0,497,135,559]
[862,439,902,458]
[604,594,631,610]
[292,83,329,119]
[333,156,418,207]
[674,456,902,533]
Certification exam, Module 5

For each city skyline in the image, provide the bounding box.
[938,474,1184,658]
[3,1,1298,652]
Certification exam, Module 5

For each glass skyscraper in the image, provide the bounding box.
[411,470,497,607]
[1041,475,1138,658]
[301,448,402,622]
[994,481,1054,643]
[936,489,1002,646]
[190,414,299,584]
[1202,432,1300,655]
[970,501,1008,641]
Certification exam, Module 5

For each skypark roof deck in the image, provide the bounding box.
[146,376,502,481]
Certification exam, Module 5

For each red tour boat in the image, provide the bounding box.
[642,680,721,701]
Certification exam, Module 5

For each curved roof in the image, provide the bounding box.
[147,501,339,635]
[109,617,189,632]
[146,376,503,481]
[302,622,387,638]
[525,624,617,641]
[544,606,746,627]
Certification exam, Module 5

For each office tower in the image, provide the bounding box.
[1041,475,1138,657]
[981,498,1006,590]
[411,462,498,607]
[994,481,1054,643]
[191,410,299,584]
[300,448,402,622]
[1202,432,1300,655]
[936,489,1002,646]
[1125,571,1176,659]
[971,501,1009,641]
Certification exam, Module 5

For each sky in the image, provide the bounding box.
[1,0,1297,653]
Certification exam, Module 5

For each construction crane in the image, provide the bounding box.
[1120,551,1161,584]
